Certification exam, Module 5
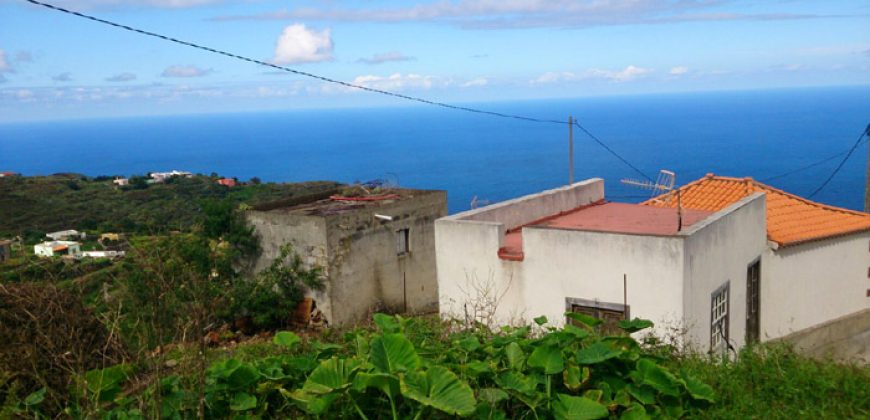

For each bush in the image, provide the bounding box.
[0,283,127,415]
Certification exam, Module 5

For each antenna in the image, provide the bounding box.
[621,169,683,231]
[621,170,675,198]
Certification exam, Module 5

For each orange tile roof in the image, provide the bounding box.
[642,174,870,247]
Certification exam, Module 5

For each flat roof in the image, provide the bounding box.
[256,188,443,216]
[499,202,713,260]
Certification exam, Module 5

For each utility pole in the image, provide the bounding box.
[568,116,574,185]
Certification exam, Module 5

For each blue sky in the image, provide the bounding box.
[0,0,867,122]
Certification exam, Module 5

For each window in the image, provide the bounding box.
[565,297,627,336]
[746,260,761,344]
[710,282,730,351]
[396,229,410,255]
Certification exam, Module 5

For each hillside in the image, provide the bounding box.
[0,174,340,240]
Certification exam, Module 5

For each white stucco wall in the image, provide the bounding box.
[762,231,870,339]
[521,227,685,337]
[680,193,767,351]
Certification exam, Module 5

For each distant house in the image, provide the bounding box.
[217,178,237,187]
[81,250,126,259]
[247,188,447,327]
[100,233,123,242]
[113,178,129,186]
[46,230,86,241]
[34,241,81,258]
[437,175,870,353]
[0,172,18,178]
[0,240,11,263]
[150,170,193,183]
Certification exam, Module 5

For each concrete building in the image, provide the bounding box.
[81,250,126,259]
[113,178,129,187]
[34,241,81,258]
[247,188,447,327]
[645,174,870,343]
[438,175,870,353]
[150,170,193,183]
[46,230,86,241]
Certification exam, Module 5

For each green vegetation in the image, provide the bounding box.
[2,174,869,418]
[0,173,339,241]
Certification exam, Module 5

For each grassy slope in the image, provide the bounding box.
[0,174,339,239]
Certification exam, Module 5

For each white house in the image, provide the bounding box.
[34,241,82,257]
[46,230,86,241]
[113,178,129,186]
[150,170,193,183]
[436,176,870,352]
[81,250,126,259]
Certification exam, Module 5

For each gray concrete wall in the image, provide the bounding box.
[777,308,870,365]
[453,179,604,229]
[245,210,333,320]
[680,193,768,351]
[324,191,447,326]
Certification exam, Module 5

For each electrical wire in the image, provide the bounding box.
[760,136,869,183]
[574,121,652,182]
[807,124,870,198]
[23,0,654,183]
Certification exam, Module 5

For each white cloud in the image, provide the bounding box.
[533,71,577,84]
[357,51,415,65]
[272,24,333,65]
[347,73,444,91]
[669,66,688,75]
[105,72,137,82]
[462,77,488,87]
[161,64,212,78]
[533,66,652,84]
[587,65,652,82]
[0,50,11,72]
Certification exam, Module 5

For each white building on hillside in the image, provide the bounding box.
[34,241,81,257]
[436,176,870,352]
[46,230,86,241]
[150,170,193,183]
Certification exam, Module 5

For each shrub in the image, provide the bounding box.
[0,283,127,415]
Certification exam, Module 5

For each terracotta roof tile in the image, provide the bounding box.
[642,174,870,247]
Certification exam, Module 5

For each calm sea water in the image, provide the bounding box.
[1,86,868,214]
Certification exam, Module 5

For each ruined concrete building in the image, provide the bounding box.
[247,188,447,327]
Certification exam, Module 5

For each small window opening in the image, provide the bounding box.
[396,228,410,255]
[711,282,730,351]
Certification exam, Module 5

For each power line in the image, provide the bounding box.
[574,121,652,182]
[760,136,869,183]
[23,0,653,182]
[807,124,870,199]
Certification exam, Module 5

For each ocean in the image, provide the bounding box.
[1,85,868,214]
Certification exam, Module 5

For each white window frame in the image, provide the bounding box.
[710,282,730,351]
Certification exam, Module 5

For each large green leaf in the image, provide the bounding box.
[620,403,651,420]
[577,342,622,365]
[227,364,260,389]
[373,313,402,333]
[273,331,301,348]
[617,318,654,333]
[533,315,549,326]
[563,365,590,392]
[680,371,716,403]
[478,388,509,405]
[505,342,525,371]
[229,392,257,411]
[352,372,399,398]
[565,312,603,328]
[286,389,340,415]
[303,357,362,395]
[552,394,609,420]
[527,344,565,374]
[633,359,680,397]
[400,366,476,416]
[370,333,421,374]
